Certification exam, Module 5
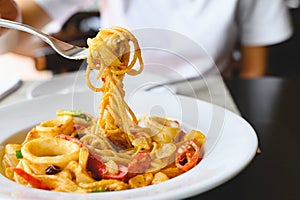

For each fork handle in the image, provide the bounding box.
[0,18,52,45]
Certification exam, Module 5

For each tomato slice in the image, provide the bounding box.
[12,168,50,190]
[56,134,128,180]
[87,154,128,180]
[87,154,106,180]
[102,164,128,180]
[128,151,151,174]
[175,139,202,172]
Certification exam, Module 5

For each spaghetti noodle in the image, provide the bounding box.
[85,27,144,149]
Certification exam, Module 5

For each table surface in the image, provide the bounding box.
[191,77,300,200]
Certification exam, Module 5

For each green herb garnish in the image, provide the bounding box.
[15,150,23,159]
[91,190,107,193]
[56,110,91,122]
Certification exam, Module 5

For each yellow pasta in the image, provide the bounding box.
[1,27,206,193]
[85,27,144,150]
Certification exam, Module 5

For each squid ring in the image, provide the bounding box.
[21,137,80,169]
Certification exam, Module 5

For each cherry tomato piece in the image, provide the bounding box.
[128,151,151,173]
[56,134,128,180]
[101,164,128,180]
[87,155,108,180]
[87,154,128,180]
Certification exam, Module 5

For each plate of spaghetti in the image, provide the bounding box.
[0,27,258,199]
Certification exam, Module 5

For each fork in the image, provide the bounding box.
[0,19,88,60]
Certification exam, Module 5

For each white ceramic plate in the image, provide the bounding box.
[26,70,176,99]
[0,91,258,200]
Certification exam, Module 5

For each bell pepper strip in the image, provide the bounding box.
[56,134,128,180]
[127,151,151,174]
[12,168,50,190]
[175,139,202,172]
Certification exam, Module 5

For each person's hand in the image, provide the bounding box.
[0,0,20,34]
[0,0,21,53]
[0,0,19,19]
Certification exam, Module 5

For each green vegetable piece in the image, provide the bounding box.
[91,190,107,193]
[56,110,91,122]
[16,150,23,159]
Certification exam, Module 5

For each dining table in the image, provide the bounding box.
[191,77,300,200]
[0,73,298,199]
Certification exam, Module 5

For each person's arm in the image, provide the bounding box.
[0,0,21,53]
[0,0,19,22]
[237,0,292,78]
[16,0,51,29]
[239,45,268,78]
[13,0,51,56]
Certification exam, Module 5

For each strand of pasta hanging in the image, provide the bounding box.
[85,27,144,149]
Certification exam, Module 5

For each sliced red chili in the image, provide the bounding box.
[128,150,151,174]
[12,168,50,190]
[175,139,202,172]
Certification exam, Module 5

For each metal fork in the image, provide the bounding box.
[0,19,87,60]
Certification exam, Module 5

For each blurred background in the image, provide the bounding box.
[0,0,299,80]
